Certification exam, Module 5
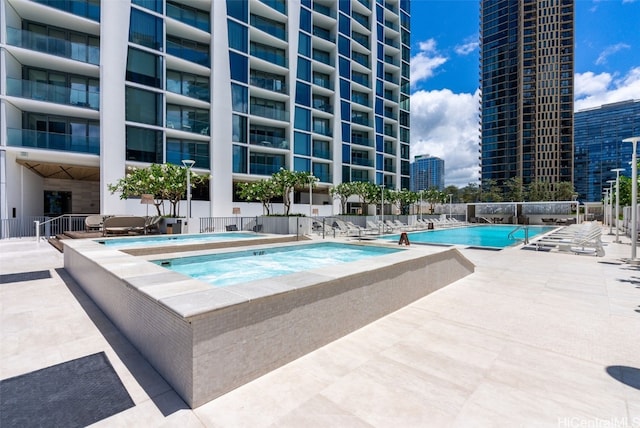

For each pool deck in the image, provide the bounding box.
[1,226,639,426]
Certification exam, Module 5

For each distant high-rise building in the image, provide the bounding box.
[410,154,444,191]
[574,100,640,202]
[0,0,411,220]
[479,0,574,194]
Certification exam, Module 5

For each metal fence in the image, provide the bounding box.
[0,215,89,240]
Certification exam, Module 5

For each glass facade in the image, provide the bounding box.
[574,100,640,202]
[480,0,574,192]
[410,155,444,191]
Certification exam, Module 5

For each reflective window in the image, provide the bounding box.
[129,9,162,50]
[167,138,210,169]
[127,48,162,88]
[295,82,311,106]
[132,0,162,13]
[231,83,248,113]
[226,0,247,22]
[126,126,162,162]
[232,114,247,143]
[300,7,311,33]
[294,107,310,131]
[297,58,311,82]
[298,33,311,57]
[166,70,209,101]
[125,86,162,126]
[233,144,247,173]
[228,20,248,52]
[294,132,311,155]
[294,157,310,172]
[229,52,248,83]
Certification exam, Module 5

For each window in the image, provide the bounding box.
[233,144,247,173]
[126,87,162,125]
[166,70,209,101]
[297,58,311,81]
[132,0,162,13]
[232,114,246,143]
[294,132,311,155]
[231,83,248,113]
[299,7,311,32]
[166,105,209,133]
[229,52,248,83]
[295,82,311,106]
[226,0,247,22]
[294,157,310,172]
[166,138,210,168]
[129,9,163,50]
[126,126,162,162]
[228,20,248,52]
[294,107,310,131]
[127,48,162,88]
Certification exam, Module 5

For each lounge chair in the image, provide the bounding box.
[225,224,239,231]
[145,216,163,234]
[533,222,605,256]
[84,215,104,232]
[103,216,147,236]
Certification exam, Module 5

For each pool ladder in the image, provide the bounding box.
[508,225,529,244]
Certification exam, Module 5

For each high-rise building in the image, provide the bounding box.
[479,0,574,193]
[574,100,640,202]
[0,0,410,221]
[410,154,444,191]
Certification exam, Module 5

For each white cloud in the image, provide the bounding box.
[454,36,479,56]
[410,38,448,87]
[595,43,631,65]
[410,88,481,187]
[575,67,640,111]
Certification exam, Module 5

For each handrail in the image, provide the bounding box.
[34,214,91,241]
[508,225,529,244]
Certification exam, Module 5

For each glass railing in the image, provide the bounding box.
[166,3,210,32]
[384,1,398,14]
[32,0,100,21]
[356,0,371,9]
[250,44,287,67]
[312,50,333,66]
[312,125,332,137]
[383,163,396,172]
[352,157,373,167]
[312,26,334,43]
[383,144,396,155]
[384,74,399,85]
[6,78,99,109]
[313,171,332,183]
[383,127,396,138]
[353,13,369,28]
[312,148,331,159]
[166,82,210,102]
[384,56,400,66]
[312,3,335,19]
[6,27,99,65]
[351,135,373,147]
[258,0,287,15]
[384,110,397,120]
[166,40,209,66]
[166,118,210,135]
[250,75,288,94]
[352,32,369,48]
[250,104,288,121]
[249,133,289,149]
[250,15,287,41]
[250,162,284,176]
[312,101,332,113]
[352,73,369,87]
[384,37,399,49]
[385,20,399,31]
[351,171,370,182]
[352,52,370,68]
[7,128,99,155]
[312,75,333,90]
[351,116,371,126]
[351,96,370,107]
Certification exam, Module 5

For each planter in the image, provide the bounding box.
[160,217,183,234]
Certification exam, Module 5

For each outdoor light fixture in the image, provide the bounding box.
[623,137,640,262]
[182,159,195,234]
[606,180,615,235]
[611,168,625,243]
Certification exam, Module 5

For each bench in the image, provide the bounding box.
[103,216,147,236]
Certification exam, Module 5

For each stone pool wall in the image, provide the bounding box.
[63,239,474,407]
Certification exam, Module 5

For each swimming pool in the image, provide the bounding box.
[97,232,260,249]
[154,242,402,287]
[384,225,556,248]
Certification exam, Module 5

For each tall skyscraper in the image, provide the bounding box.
[0,0,410,220]
[479,0,574,194]
[574,100,640,202]
[410,154,444,191]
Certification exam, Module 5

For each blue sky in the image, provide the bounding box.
[408,0,640,187]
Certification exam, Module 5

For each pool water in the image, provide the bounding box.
[384,225,555,248]
[154,242,401,287]
[97,232,260,249]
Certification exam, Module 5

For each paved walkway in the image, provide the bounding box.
[1,228,639,427]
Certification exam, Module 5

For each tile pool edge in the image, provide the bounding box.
[63,239,475,408]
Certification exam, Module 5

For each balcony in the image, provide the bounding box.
[312,49,333,67]
[250,43,286,67]
[351,115,371,126]
[352,52,370,68]
[259,0,287,15]
[312,99,332,113]
[249,133,288,149]
[32,0,100,21]
[352,157,373,167]
[312,125,332,137]
[353,12,369,29]
[7,128,99,155]
[166,117,210,135]
[313,171,332,183]
[383,163,396,173]
[312,3,336,19]
[351,135,373,147]
[351,95,370,108]
[250,74,288,94]
[312,26,335,43]
[6,78,99,109]
[356,0,371,9]
[312,74,333,90]
[250,104,288,121]
[7,27,99,65]
[352,72,370,87]
[251,14,287,41]
[384,20,399,31]
[352,31,369,48]
[250,161,284,176]
[167,2,210,32]
[166,39,209,66]
[312,147,332,159]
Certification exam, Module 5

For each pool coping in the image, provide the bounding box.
[63,237,475,407]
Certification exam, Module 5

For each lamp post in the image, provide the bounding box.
[380,184,385,233]
[308,175,316,218]
[606,180,615,235]
[419,191,423,220]
[611,168,625,243]
[602,191,608,225]
[448,194,452,219]
[624,137,640,261]
[181,159,195,234]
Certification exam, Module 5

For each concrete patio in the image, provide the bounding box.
[1,226,639,427]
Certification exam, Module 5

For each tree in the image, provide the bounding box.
[271,169,314,215]
[423,188,446,214]
[237,179,279,215]
[527,180,552,201]
[459,182,481,203]
[553,181,575,201]
[351,181,380,215]
[108,163,208,217]
[505,177,524,202]
[443,185,460,203]
[480,179,503,202]
[391,189,418,215]
[329,182,356,214]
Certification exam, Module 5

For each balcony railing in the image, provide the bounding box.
[249,133,289,149]
[312,3,336,19]
[351,96,370,108]
[312,101,332,113]
[250,104,288,121]
[166,2,210,32]
[384,20,399,31]
[313,171,332,183]
[352,157,373,167]
[356,0,371,9]
[250,44,286,67]
[250,15,287,41]
[312,125,332,137]
[312,148,331,159]
[351,116,371,126]
[259,0,287,15]
[352,32,369,48]
[312,75,333,90]
[351,135,373,147]
[250,162,284,176]
[7,128,99,155]
[166,40,209,66]
[6,78,99,109]
[6,27,99,65]
[166,118,210,135]
[353,13,369,29]
[250,75,288,94]
[32,0,100,21]
[352,52,370,68]
[352,73,369,87]
[312,26,335,43]
[312,50,333,66]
